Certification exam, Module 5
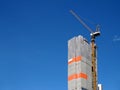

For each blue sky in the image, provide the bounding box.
[0,0,120,90]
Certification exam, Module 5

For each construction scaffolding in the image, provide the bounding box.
[68,35,92,90]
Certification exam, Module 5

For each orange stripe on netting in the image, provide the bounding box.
[68,74,77,81]
[68,56,82,64]
[79,73,88,80]
[68,73,88,81]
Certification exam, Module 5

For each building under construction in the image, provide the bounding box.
[68,35,92,90]
[68,35,103,90]
[68,10,102,90]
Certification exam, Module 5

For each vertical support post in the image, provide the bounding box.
[91,37,97,90]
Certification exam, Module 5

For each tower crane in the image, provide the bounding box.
[70,10,100,90]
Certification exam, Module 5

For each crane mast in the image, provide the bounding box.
[70,10,100,90]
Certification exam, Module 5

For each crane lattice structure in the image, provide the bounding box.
[70,10,100,90]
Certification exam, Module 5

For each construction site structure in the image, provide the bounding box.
[69,10,100,90]
[98,84,102,90]
[68,35,92,90]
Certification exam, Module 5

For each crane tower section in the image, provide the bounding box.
[68,35,92,90]
[69,10,100,90]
